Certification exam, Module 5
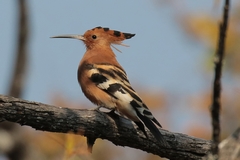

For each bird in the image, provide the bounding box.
[51,26,166,145]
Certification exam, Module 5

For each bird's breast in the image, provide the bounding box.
[77,63,116,109]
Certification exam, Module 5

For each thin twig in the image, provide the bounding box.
[211,0,230,157]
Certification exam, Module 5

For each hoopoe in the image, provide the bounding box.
[52,26,166,144]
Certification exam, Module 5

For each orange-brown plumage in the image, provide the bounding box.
[76,27,134,108]
[52,26,167,145]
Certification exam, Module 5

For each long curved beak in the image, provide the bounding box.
[50,34,85,41]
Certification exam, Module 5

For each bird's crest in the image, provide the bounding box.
[83,26,135,52]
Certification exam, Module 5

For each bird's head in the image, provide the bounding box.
[51,26,135,50]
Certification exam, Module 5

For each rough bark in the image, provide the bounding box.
[0,94,211,160]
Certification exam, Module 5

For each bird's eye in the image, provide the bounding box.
[92,35,97,39]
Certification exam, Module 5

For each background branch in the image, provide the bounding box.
[2,1,30,160]
[0,94,211,160]
[211,0,230,157]
[8,0,29,97]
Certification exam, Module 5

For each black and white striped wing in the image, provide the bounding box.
[87,63,167,144]
[87,63,162,127]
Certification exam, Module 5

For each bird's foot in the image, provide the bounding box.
[89,106,102,111]
[106,109,119,118]
[107,109,116,114]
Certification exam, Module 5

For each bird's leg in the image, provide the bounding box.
[106,108,120,119]
[107,108,116,114]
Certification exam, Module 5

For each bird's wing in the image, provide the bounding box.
[87,63,162,127]
[86,63,167,144]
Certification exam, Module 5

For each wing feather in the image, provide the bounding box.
[88,64,161,124]
[87,63,165,143]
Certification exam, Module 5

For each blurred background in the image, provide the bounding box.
[0,0,239,160]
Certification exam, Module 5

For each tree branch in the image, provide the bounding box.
[3,1,30,159]
[211,0,230,157]
[8,0,29,97]
[0,94,211,160]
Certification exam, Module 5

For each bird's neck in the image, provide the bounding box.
[88,45,115,57]
[80,46,123,69]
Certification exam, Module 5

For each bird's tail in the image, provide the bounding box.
[135,110,167,146]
